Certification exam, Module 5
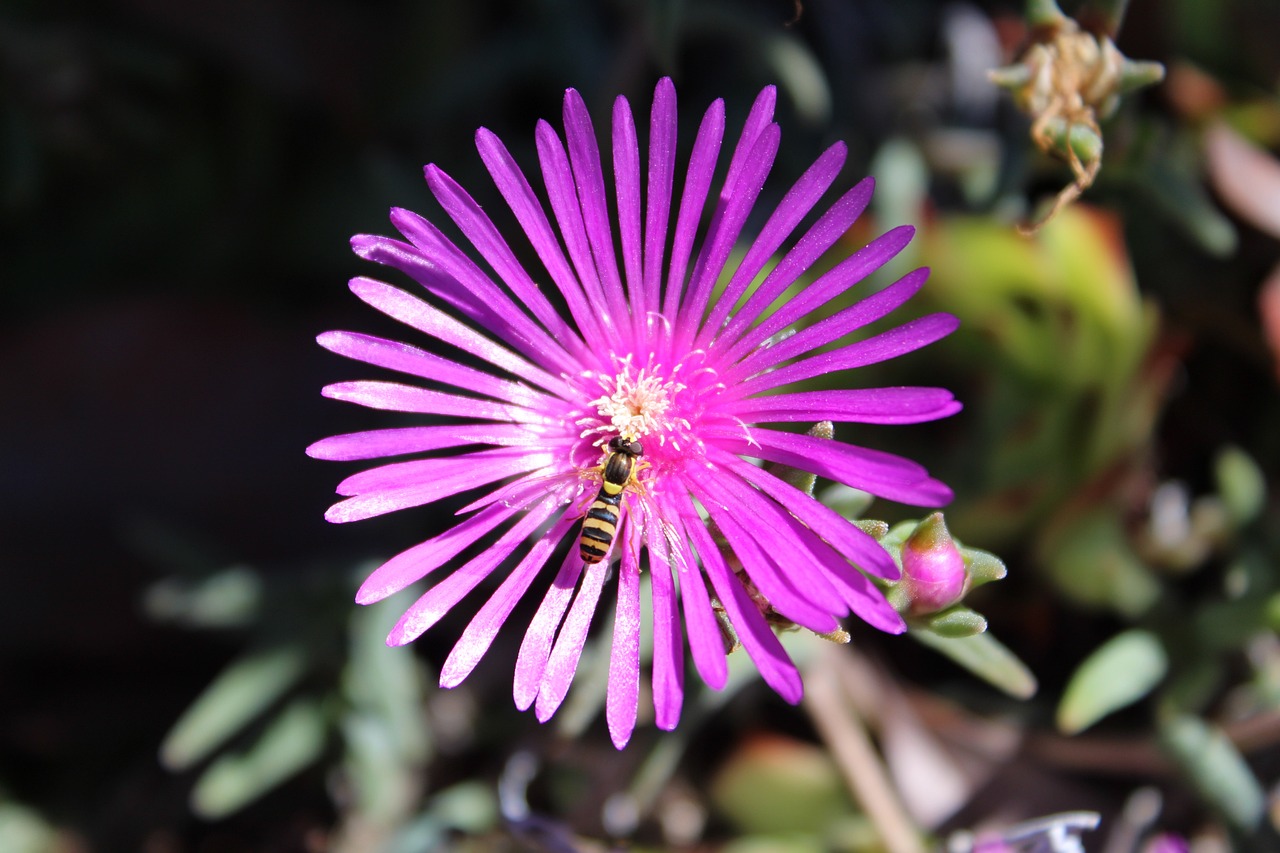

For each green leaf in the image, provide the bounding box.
[1041,511,1160,618]
[709,736,854,835]
[910,630,1038,699]
[922,606,988,638]
[344,603,430,762]
[1159,714,1264,830]
[429,781,499,833]
[964,547,1007,587]
[144,566,263,629]
[1057,630,1167,734]
[1215,446,1266,528]
[0,802,58,853]
[190,698,327,819]
[161,644,307,770]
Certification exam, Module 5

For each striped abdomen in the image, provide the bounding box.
[578,438,642,565]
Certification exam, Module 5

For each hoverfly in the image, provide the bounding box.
[578,435,645,565]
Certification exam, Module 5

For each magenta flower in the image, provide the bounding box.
[309,78,959,747]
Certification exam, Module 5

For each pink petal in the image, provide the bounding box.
[652,493,727,693]
[760,499,905,634]
[607,523,642,748]
[536,119,616,342]
[347,277,575,399]
[709,427,952,507]
[661,99,725,323]
[640,499,685,728]
[721,84,777,199]
[731,310,958,391]
[675,84,779,342]
[697,142,849,350]
[335,446,547,496]
[675,123,780,353]
[563,89,630,332]
[513,550,583,710]
[424,164,581,351]
[688,472,844,632]
[389,206,578,375]
[387,496,562,646]
[729,387,963,425]
[439,514,578,687]
[719,223,915,366]
[451,468,578,516]
[712,178,876,355]
[705,446,898,579]
[349,234,490,324]
[319,330,553,409]
[677,487,803,703]
[475,127,607,346]
[356,500,521,604]
[321,380,542,423]
[534,553,611,721]
[326,451,550,524]
[642,78,677,326]
[612,94,644,332]
[306,423,543,462]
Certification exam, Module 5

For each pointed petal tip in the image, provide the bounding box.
[913,479,955,508]
[354,581,389,606]
[384,621,418,647]
[777,677,804,706]
[323,501,358,524]
[699,664,728,692]
[513,689,535,713]
[533,697,557,723]
[609,722,635,750]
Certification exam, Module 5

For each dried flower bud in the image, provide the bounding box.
[989,0,1164,231]
[901,512,967,614]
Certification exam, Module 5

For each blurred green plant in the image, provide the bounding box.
[0,796,62,853]
[146,554,504,850]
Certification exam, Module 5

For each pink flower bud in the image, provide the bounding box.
[901,513,967,614]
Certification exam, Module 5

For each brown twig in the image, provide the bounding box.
[803,645,926,853]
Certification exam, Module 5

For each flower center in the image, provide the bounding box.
[579,354,695,452]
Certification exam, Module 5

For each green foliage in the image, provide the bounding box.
[190,698,328,819]
[1057,629,1167,734]
[910,630,1039,700]
[709,737,856,837]
[1159,715,1265,830]
[0,800,59,853]
[161,644,309,771]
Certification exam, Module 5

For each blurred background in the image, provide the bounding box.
[3,0,1280,850]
